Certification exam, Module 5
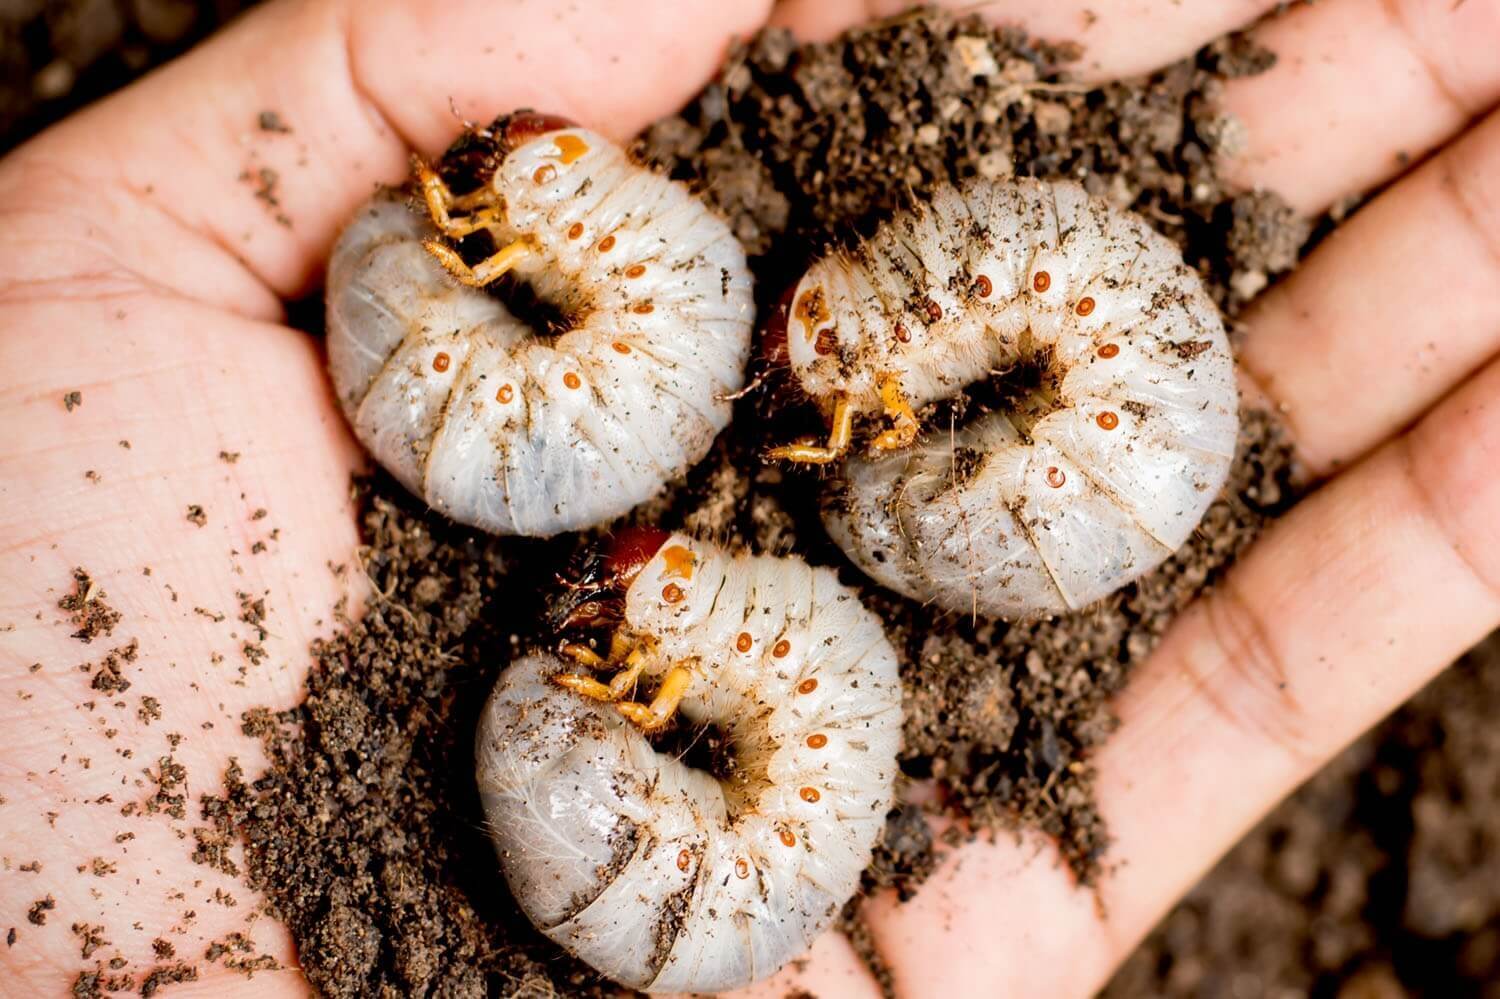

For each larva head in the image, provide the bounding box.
[496,111,581,155]
[547,526,668,634]
[605,527,671,588]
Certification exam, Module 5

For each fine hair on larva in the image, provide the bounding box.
[475,532,903,993]
[325,113,755,537]
[774,177,1239,618]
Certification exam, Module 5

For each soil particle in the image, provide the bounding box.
[88,638,139,693]
[59,567,122,643]
[184,504,206,527]
[27,894,56,925]
[64,389,82,411]
[143,754,187,819]
[138,961,198,996]
[256,109,288,133]
[71,921,110,959]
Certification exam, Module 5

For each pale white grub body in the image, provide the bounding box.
[788,179,1238,618]
[476,536,902,993]
[326,128,754,536]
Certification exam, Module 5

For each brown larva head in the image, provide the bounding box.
[498,110,582,155]
[547,527,669,636]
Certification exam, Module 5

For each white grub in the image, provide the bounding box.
[326,121,754,536]
[476,534,902,993]
[786,178,1239,618]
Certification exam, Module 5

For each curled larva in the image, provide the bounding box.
[773,178,1239,618]
[475,531,902,993]
[326,113,754,536]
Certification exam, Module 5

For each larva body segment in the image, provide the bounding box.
[476,535,902,993]
[326,126,754,536]
[789,179,1238,617]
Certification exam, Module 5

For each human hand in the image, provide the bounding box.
[2,1,1497,997]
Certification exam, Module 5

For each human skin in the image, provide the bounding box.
[2,0,1499,995]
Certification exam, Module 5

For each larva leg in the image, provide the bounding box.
[768,394,853,464]
[423,238,534,288]
[554,636,653,702]
[413,156,498,235]
[870,374,918,452]
[615,665,692,732]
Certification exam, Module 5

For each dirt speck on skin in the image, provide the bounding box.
[88,638,139,693]
[27,894,56,925]
[138,962,199,997]
[185,504,206,527]
[59,568,121,643]
[63,390,82,411]
[206,11,1307,997]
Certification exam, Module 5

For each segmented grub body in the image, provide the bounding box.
[788,178,1238,617]
[476,535,902,993]
[326,127,754,536]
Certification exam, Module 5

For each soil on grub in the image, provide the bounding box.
[12,5,1500,998]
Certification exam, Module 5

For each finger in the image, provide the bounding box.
[1222,0,1500,213]
[861,353,1500,995]
[0,0,772,311]
[770,0,1282,80]
[1237,102,1500,474]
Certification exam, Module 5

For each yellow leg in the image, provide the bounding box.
[556,657,645,701]
[423,238,534,287]
[413,157,498,236]
[616,666,692,732]
[871,375,918,452]
[767,395,853,465]
[554,636,655,703]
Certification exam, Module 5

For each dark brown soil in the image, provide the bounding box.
[10,5,1499,999]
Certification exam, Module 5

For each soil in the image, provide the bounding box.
[7,4,1499,999]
